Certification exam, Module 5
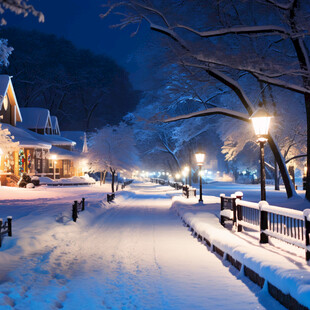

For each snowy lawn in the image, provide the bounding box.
[0,182,293,309]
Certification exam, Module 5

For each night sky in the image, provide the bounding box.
[3,0,150,89]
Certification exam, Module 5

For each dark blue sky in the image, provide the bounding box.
[3,0,150,89]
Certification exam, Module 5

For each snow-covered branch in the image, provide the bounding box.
[163,107,250,123]
[173,24,293,38]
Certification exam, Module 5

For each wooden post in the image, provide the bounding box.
[7,216,12,237]
[305,215,310,261]
[81,198,85,211]
[72,201,78,222]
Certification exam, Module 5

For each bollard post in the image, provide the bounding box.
[82,198,85,211]
[72,201,78,222]
[7,216,12,237]
[305,215,310,262]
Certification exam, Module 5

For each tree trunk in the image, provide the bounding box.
[103,170,107,184]
[274,157,279,190]
[111,170,115,193]
[268,134,296,197]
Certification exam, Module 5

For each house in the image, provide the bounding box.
[0,75,52,185]
[18,108,87,179]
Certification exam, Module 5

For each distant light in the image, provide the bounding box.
[242,170,246,175]
[175,173,180,179]
[51,154,57,160]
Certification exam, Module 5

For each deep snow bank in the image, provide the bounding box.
[171,196,310,309]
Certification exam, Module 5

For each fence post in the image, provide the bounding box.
[304,210,310,261]
[220,194,225,226]
[72,201,78,222]
[259,201,269,244]
[235,193,243,232]
[82,198,85,211]
[7,216,12,237]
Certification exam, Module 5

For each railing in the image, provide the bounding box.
[219,193,310,261]
[72,198,85,222]
[121,179,134,189]
[0,216,12,247]
[107,193,115,203]
[182,185,196,198]
[151,178,184,190]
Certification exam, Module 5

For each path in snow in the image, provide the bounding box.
[0,183,284,309]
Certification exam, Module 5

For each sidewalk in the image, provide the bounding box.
[172,194,310,309]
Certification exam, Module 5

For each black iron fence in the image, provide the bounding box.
[0,216,12,247]
[72,198,85,222]
[220,193,310,261]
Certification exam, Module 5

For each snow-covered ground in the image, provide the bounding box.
[0,181,304,309]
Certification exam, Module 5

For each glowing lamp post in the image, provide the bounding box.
[51,154,57,179]
[250,109,272,201]
[195,152,205,203]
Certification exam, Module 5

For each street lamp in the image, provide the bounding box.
[51,154,57,179]
[195,152,205,203]
[250,108,272,201]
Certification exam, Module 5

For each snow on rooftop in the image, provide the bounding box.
[26,129,76,146]
[0,75,10,100]
[1,123,51,149]
[19,107,51,130]
[47,145,81,160]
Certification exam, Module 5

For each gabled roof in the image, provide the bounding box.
[0,75,22,122]
[19,107,51,130]
[1,123,51,149]
[51,116,60,135]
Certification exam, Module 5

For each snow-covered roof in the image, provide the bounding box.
[47,145,82,160]
[28,130,76,147]
[1,123,51,149]
[0,75,22,122]
[19,107,51,130]
[61,131,85,152]
[51,116,60,135]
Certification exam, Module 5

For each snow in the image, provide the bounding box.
[19,107,51,130]
[0,182,290,309]
[1,123,51,149]
[172,189,310,309]
[38,175,96,186]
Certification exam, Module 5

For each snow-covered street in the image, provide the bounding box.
[0,182,286,309]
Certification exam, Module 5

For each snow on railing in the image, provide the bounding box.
[220,193,310,261]
[0,216,12,247]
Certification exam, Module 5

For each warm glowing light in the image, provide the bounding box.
[175,173,180,179]
[250,108,272,139]
[195,152,205,165]
[0,148,3,156]
[51,154,57,160]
